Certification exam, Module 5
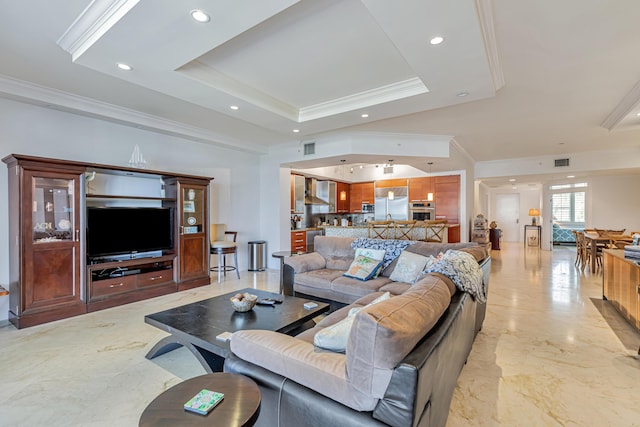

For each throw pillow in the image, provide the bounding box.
[314,292,391,352]
[389,251,430,284]
[354,248,386,278]
[343,255,384,281]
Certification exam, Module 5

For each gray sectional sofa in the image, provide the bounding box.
[224,236,491,427]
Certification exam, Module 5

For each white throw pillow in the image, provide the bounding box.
[353,248,386,278]
[314,292,391,352]
[389,251,429,284]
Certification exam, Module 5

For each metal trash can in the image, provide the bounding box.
[248,240,267,271]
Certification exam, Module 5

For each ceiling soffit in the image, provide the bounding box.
[56,0,500,137]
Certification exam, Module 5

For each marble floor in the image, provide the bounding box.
[0,243,639,426]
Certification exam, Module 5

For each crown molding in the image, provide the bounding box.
[476,0,504,91]
[57,0,140,62]
[600,78,640,130]
[0,75,266,153]
[299,77,428,122]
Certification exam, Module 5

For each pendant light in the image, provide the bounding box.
[427,162,434,201]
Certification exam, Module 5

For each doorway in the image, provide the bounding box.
[495,194,520,242]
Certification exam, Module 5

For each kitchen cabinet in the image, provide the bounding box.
[350,182,374,213]
[409,177,433,201]
[434,175,460,243]
[316,180,337,213]
[375,178,408,188]
[291,230,306,253]
[603,249,640,330]
[336,182,350,213]
[290,174,305,213]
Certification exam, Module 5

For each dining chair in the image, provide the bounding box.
[574,231,591,271]
[393,220,417,240]
[210,224,240,283]
[367,221,391,239]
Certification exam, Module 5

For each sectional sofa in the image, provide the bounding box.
[224,236,491,427]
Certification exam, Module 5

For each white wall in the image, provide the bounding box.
[565,174,640,232]
[488,185,543,245]
[0,98,266,323]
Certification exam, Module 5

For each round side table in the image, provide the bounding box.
[272,251,305,294]
[139,372,260,427]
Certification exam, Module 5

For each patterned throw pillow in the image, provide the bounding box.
[389,251,429,284]
[343,255,384,281]
[354,248,386,278]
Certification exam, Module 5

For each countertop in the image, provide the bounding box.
[290,227,323,232]
[319,223,459,228]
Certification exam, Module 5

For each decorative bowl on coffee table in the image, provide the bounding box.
[230,293,258,312]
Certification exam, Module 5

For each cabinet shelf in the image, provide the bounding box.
[86,194,175,201]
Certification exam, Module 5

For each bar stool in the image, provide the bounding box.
[210,224,240,283]
[394,220,417,240]
[368,220,391,239]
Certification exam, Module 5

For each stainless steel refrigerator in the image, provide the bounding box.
[374,187,409,221]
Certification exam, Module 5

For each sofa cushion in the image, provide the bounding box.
[313,292,391,352]
[330,275,393,300]
[389,251,429,284]
[346,277,452,399]
[295,268,345,290]
[378,281,411,295]
[343,255,384,281]
[316,236,357,270]
[230,330,378,411]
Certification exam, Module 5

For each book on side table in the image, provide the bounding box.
[184,389,224,415]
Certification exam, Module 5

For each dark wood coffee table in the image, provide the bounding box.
[139,372,260,426]
[144,288,328,372]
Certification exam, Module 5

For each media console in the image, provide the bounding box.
[3,154,213,328]
[87,255,177,312]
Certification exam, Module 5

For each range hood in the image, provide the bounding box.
[304,178,329,205]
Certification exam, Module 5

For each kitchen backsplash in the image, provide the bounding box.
[291,213,374,229]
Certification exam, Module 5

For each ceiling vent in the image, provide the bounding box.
[303,141,315,156]
[554,158,570,167]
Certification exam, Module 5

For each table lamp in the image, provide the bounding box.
[528,208,540,226]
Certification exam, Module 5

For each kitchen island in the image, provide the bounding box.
[321,222,460,243]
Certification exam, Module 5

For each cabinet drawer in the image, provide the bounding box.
[138,269,173,287]
[91,275,136,298]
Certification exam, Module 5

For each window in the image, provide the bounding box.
[549,182,587,225]
[551,191,585,223]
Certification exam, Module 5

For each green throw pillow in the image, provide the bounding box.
[343,255,384,281]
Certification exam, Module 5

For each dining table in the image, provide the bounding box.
[583,232,633,273]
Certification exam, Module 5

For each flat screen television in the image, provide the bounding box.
[87,207,173,259]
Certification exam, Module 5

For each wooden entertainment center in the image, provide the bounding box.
[3,154,213,328]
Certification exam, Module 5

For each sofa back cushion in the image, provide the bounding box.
[345,276,452,398]
[315,236,356,270]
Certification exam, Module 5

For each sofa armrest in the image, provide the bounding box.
[285,252,327,273]
[230,330,377,411]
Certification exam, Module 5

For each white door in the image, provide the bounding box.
[495,194,520,242]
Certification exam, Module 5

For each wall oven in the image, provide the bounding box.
[410,202,436,221]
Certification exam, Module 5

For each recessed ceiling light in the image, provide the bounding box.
[116,62,132,71]
[361,113,369,118]
[190,10,210,23]
[230,105,239,110]
[567,175,575,178]
[292,129,300,133]
[430,36,444,45]
[509,179,516,182]
[456,91,469,97]
[636,112,640,116]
